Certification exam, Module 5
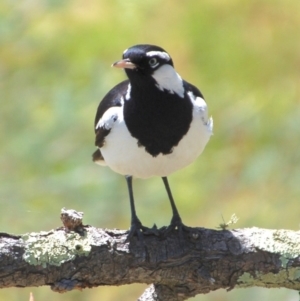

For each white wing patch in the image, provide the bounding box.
[187,91,213,131]
[125,84,131,100]
[151,65,185,98]
[95,106,123,131]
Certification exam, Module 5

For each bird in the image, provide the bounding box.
[92,44,213,239]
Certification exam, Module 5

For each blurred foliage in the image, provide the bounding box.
[0,0,299,300]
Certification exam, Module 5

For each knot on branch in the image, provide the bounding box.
[60,208,84,232]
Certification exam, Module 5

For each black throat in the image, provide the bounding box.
[123,76,193,157]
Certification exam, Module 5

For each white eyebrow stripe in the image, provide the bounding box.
[146,51,170,61]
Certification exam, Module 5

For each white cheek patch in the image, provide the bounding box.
[151,65,185,98]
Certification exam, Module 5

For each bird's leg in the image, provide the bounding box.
[162,176,190,235]
[125,175,143,240]
[125,176,159,240]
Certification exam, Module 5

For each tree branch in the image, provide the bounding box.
[1,209,300,301]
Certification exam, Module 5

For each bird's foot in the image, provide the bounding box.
[143,223,160,236]
[126,218,160,242]
[162,214,191,237]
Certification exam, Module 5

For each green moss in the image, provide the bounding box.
[238,267,300,289]
[246,228,300,267]
[22,230,94,268]
[237,228,300,289]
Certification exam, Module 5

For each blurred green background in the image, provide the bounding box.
[1,0,299,300]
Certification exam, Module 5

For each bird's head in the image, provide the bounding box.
[112,44,184,97]
[112,44,174,77]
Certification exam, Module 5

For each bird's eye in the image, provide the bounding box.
[149,58,158,67]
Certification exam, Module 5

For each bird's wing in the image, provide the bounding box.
[183,80,205,99]
[183,80,213,130]
[93,80,129,164]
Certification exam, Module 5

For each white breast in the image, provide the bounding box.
[98,93,213,179]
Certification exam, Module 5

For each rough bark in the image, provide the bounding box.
[0,209,300,301]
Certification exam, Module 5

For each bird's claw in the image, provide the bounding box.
[126,214,192,242]
[162,215,191,237]
[143,223,160,236]
[126,221,160,242]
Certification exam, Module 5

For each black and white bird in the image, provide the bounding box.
[93,44,213,238]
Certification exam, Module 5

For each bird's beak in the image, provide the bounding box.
[112,59,137,69]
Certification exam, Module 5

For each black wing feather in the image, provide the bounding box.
[94,80,129,129]
[183,80,205,99]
